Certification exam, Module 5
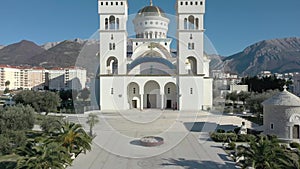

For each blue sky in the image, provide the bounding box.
[0,0,300,56]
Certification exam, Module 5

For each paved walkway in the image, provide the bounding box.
[67,110,255,169]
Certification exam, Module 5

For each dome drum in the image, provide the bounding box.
[133,5,170,39]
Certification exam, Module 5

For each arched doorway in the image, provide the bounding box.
[127,82,140,109]
[164,82,177,109]
[144,81,160,109]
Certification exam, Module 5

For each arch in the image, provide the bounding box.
[149,31,153,39]
[106,56,118,74]
[188,15,195,29]
[109,15,116,30]
[186,56,197,75]
[144,81,161,109]
[130,42,173,61]
[127,82,140,109]
[184,18,188,30]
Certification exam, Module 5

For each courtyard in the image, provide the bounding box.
[66,110,257,169]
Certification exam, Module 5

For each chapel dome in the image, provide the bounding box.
[262,90,300,107]
[137,6,167,18]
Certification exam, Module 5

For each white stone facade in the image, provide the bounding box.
[98,0,213,111]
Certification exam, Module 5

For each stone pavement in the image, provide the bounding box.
[67,110,254,169]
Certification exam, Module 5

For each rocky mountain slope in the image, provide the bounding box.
[0,40,45,65]
[223,37,300,76]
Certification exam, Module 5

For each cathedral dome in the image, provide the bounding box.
[137,6,167,18]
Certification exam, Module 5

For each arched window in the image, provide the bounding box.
[145,32,148,39]
[187,56,197,75]
[105,18,109,30]
[106,57,118,75]
[195,18,199,29]
[188,15,195,30]
[109,15,116,30]
[149,32,153,39]
[184,18,188,30]
[155,32,158,39]
[116,18,120,30]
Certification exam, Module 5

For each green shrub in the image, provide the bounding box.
[227,142,236,150]
[227,133,238,142]
[237,134,256,142]
[290,142,300,149]
[216,129,225,133]
[226,130,234,133]
[210,132,237,142]
[234,127,241,134]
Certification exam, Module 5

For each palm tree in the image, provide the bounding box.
[55,121,92,155]
[236,136,297,169]
[16,140,71,169]
[86,113,99,136]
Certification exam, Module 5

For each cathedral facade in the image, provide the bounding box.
[98,0,212,111]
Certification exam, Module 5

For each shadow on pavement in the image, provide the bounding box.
[184,122,239,132]
[161,158,237,169]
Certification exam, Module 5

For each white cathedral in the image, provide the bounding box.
[98,0,213,111]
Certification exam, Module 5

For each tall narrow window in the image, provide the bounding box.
[188,15,195,30]
[133,88,136,94]
[105,18,109,30]
[111,34,114,40]
[109,15,116,30]
[184,18,188,30]
[190,88,193,94]
[195,18,199,29]
[111,88,114,94]
[168,88,170,94]
[109,43,112,50]
[116,18,120,30]
[270,123,274,130]
[113,43,116,50]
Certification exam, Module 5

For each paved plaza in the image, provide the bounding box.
[67,110,257,169]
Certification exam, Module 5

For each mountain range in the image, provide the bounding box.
[0,37,300,76]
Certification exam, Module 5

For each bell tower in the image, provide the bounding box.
[176,0,209,76]
[98,0,128,75]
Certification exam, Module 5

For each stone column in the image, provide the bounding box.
[161,94,164,110]
[140,94,144,111]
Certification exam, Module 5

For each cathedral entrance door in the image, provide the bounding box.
[132,100,137,108]
[166,100,172,109]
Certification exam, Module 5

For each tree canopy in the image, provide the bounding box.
[14,91,61,114]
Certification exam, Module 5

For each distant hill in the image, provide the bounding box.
[31,39,99,74]
[0,40,45,65]
[0,45,5,50]
[27,40,84,68]
[223,37,300,76]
